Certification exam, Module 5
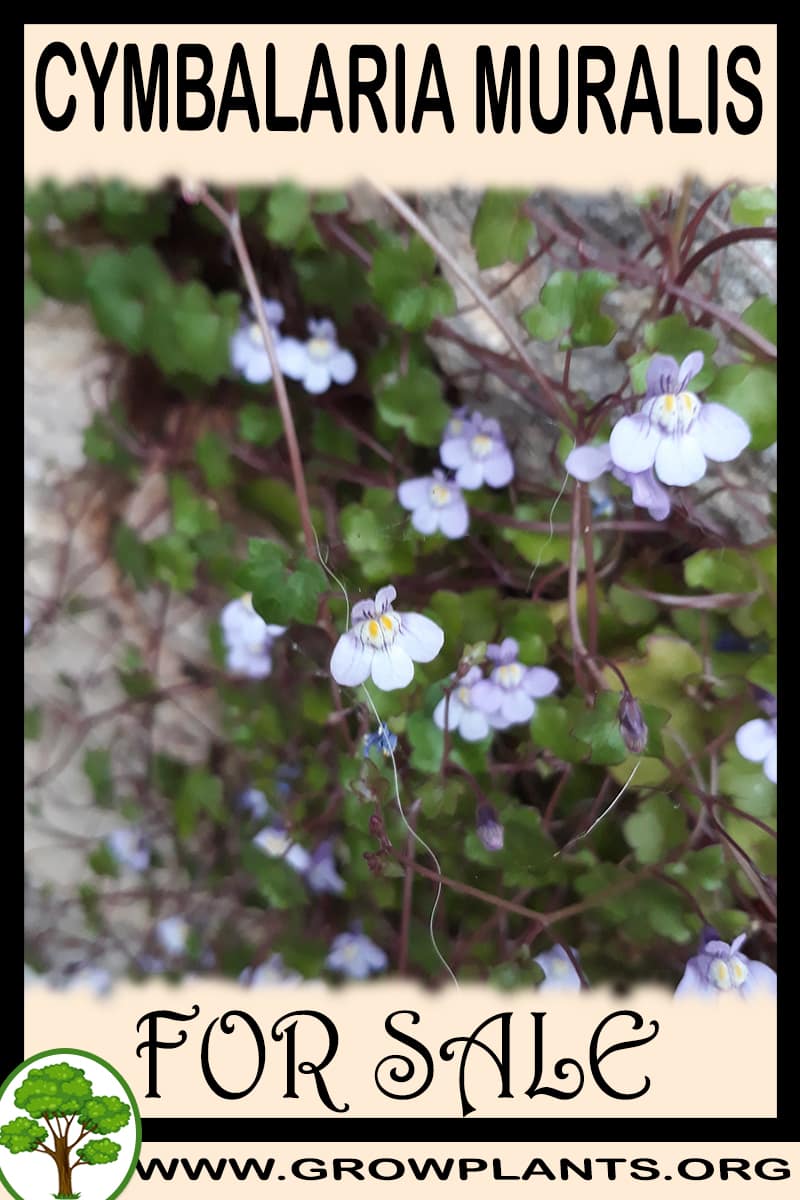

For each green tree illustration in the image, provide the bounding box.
[0,1062,131,1197]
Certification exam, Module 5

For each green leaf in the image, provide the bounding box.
[173,768,224,837]
[241,843,308,908]
[97,180,171,240]
[88,844,120,878]
[85,245,171,351]
[530,699,588,764]
[27,230,86,302]
[296,251,370,323]
[629,315,718,392]
[170,475,219,538]
[406,711,444,773]
[238,403,284,447]
[746,653,776,694]
[719,744,775,817]
[195,431,234,488]
[84,748,113,806]
[684,548,756,593]
[730,186,776,227]
[742,297,777,347]
[265,182,314,247]
[149,532,198,591]
[572,692,668,765]
[369,235,455,332]
[706,363,776,451]
[623,793,688,865]
[375,363,450,446]
[112,521,152,590]
[245,538,326,626]
[471,190,534,269]
[521,270,616,348]
[24,275,44,319]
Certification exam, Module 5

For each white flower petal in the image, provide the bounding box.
[694,403,751,463]
[500,689,535,725]
[735,718,774,764]
[397,476,433,510]
[609,415,661,473]
[243,352,273,384]
[330,634,373,687]
[654,434,707,486]
[482,450,515,488]
[439,435,470,469]
[410,503,440,535]
[433,694,462,731]
[277,336,310,381]
[328,348,357,385]
[674,959,713,1000]
[523,667,560,698]
[565,443,613,482]
[454,460,484,490]
[458,708,491,742]
[396,612,445,663]
[739,959,777,998]
[301,363,333,395]
[438,501,469,539]
[764,743,777,783]
[374,585,397,613]
[370,644,414,691]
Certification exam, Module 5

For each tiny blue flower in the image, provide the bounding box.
[363,722,398,759]
[326,931,388,980]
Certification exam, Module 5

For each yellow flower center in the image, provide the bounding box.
[429,483,452,507]
[652,390,701,434]
[497,662,523,688]
[240,592,255,611]
[307,336,333,361]
[247,322,265,346]
[456,685,472,705]
[471,433,494,459]
[449,418,463,435]
[710,956,749,991]
[358,612,400,648]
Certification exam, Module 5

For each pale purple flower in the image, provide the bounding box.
[610,352,750,487]
[278,317,357,395]
[305,840,346,895]
[534,945,583,992]
[220,593,287,680]
[363,722,398,759]
[675,928,776,1000]
[326,930,388,980]
[397,469,469,539]
[239,954,303,988]
[566,442,670,521]
[330,584,444,692]
[443,406,471,439]
[476,803,504,851]
[735,711,777,784]
[105,828,150,873]
[230,298,294,384]
[440,411,514,490]
[63,966,113,996]
[470,639,559,730]
[238,787,271,820]
[24,613,31,638]
[433,666,495,742]
[252,826,311,874]
[155,916,190,958]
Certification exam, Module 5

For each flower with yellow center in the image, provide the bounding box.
[609,351,750,487]
[675,930,776,1000]
[330,584,444,692]
[397,470,469,539]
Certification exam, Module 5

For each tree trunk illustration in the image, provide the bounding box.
[54,1135,75,1197]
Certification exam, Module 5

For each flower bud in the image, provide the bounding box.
[476,803,504,852]
[617,690,648,754]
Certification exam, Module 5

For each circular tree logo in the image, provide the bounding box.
[0,1049,141,1200]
